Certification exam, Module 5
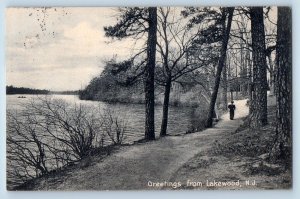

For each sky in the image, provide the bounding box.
[6,7,140,91]
[5,7,277,91]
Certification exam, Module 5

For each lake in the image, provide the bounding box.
[7,94,203,144]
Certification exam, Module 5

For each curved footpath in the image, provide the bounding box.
[31,100,249,190]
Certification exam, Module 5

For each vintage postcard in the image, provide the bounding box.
[6,6,292,190]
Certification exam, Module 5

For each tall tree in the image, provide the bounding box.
[205,7,234,127]
[144,7,157,140]
[275,7,292,155]
[104,7,157,140]
[249,7,268,127]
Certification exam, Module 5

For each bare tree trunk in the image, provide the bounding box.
[222,58,228,110]
[249,7,268,127]
[144,7,157,140]
[248,49,254,114]
[160,78,172,136]
[206,7,234,127]
[275,7,292,156]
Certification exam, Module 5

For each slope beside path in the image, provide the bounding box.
[32,99,249,190]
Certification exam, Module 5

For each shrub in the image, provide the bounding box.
[7,96,127,189]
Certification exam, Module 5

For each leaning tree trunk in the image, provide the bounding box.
[160,77,172,136]
[249,7,268,127]
[144,7,157,140]
[275,7,292,156]
[206,7,234,128]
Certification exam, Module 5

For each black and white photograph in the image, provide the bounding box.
[5,6,292,191]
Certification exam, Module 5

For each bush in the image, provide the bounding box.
[7,96,127,189]
[101,108,127,145]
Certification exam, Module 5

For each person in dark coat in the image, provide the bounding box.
[228,101,236,120]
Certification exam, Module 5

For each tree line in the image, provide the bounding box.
[6,85,50,95]
[6,85,79,95]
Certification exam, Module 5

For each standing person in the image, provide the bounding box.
[228,101,236,120]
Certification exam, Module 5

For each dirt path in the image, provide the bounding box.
[169,97,291,190]
[33,100,249,190]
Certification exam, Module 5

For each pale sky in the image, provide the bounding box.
[6,7,277,91]
[6,7,140,91]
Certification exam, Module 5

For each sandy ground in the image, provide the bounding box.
[29,99,251,190]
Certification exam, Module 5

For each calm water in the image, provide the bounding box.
[7,94,200,143]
